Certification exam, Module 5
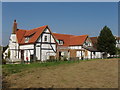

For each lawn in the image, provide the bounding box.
[2,59,98,75]
[2,58,119,88]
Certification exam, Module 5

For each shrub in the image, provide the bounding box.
[63,57,68,61]
[2,59,6,64]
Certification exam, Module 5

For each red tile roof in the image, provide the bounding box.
[16,25,88,46]
[16,25,48,45]
[53,33,88,46]
[16,29,26,44]
[70,35,88,46]
[90,37,98,48]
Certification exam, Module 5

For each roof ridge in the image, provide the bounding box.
[53,33,88,37]
[53,33,76,36]
[28,25,48,31]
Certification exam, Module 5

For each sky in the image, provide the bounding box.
[2,2,118,46]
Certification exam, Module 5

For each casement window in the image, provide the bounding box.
[85,42,88,46]
[44,36,47,41]
[25,37,29,43]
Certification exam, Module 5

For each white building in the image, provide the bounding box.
[7,20,57,62]
[115,36,120,48]
[53,33,102,60]
[4,20,103,63]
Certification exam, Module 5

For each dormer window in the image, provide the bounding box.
[59,40,64,45]
[25,37,29,43]
[44,36,47,41]
[56,39,64,45]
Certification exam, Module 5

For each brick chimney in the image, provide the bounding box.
[12,20,17,34]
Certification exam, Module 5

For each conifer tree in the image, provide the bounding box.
[97,26,116,55]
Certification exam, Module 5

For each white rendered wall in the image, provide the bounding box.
[76,51,81,59]
[69,46,82,49]
[20,44,34,49]
[9,34,20,61]
[87,50,91,59]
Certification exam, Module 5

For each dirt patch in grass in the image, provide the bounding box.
[3,58,118,88]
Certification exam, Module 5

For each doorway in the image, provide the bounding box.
[21,50,24,61]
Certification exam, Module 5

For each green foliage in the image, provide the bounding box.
[97,26,116,55]
[2,59,6,64]
[63,57,68,61]
[2,61,74,75]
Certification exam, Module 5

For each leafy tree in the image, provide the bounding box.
[97,26,116,56]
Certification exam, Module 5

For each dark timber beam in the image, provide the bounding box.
[91,52,92,59]
[40,34,43,61]
[10,49,34,50]
[81,51,83,60]
[33,43,36,61]
[41,48,53,50]
[49,34,56,53]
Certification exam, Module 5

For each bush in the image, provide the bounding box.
[47,59,59,62]
[63,57,68,61]
[2,59,6,64]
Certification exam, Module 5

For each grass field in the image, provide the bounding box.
[2,58,119,88]
[2,59,99,75]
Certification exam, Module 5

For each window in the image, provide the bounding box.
[59,40,64,45]
[25,37,29,43]
[56,39,64,45]
[44,36,47,41]
[85,42,88,46]
[85,41,91,47]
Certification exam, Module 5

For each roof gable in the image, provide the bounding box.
[16,25,48,44]
[90,37,98,48]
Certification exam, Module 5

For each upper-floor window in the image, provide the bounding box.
[25,37,29,43]
[84,41,91,47]
[44,36,47,41]
[59,40,64,45]
[56,39,64,45]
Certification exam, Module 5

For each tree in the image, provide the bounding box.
[97,26,116,56]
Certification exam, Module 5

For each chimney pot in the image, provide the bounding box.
[14,19,16,22]
[12,20,17,34]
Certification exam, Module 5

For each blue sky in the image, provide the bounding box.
[2,2,118,46]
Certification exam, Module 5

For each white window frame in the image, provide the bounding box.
[59,40,64,45]
[25,37,29,43]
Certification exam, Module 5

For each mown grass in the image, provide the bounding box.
[2,58,105,76]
